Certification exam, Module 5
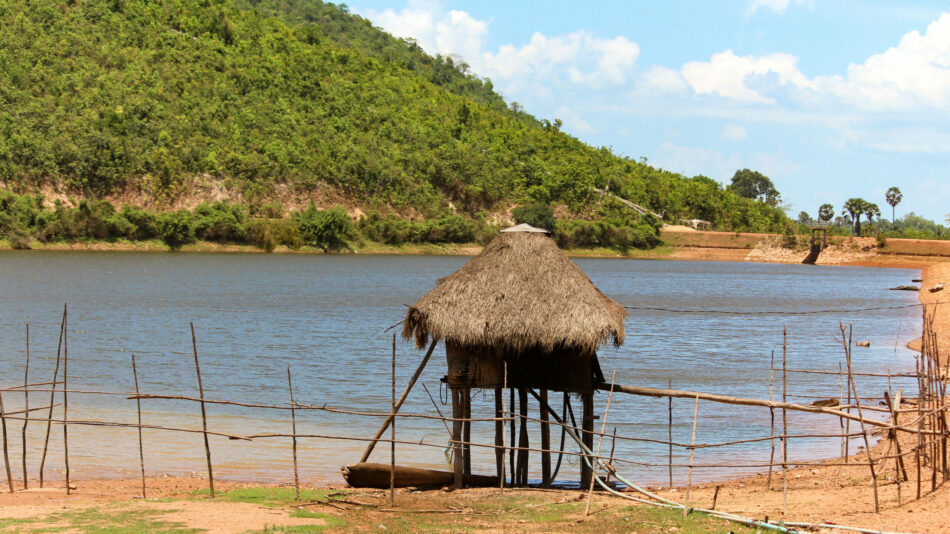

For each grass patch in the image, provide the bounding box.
[0,517,35,529]
[351,493,759,534]
[23,506,199,533]
[190,487,340,505]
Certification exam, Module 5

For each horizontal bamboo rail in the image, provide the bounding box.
[596,382,943,434]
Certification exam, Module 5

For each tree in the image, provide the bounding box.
[160,211,196,251]
[818,203,834,222]
[797,211,811,224]
[294,205,354,252]
[512,202,556,231]
[842,198,868,235]
[885,187,902,223]
[728,169,781,205]
[863,202,881,231]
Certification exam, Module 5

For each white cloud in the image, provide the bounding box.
[677,13,950,114]
[484,31,638,89]
[640,66,688,93]
[362,2,639,92]
[828,13,950,110]
[681,50,814,102]
[721,124,748,140]
[363,1,487,62]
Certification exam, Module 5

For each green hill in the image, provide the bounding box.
[0,0,788,250]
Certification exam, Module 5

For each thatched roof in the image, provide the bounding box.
[402,227,626,354]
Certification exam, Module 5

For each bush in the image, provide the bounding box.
[247,218,303,252]
[193,202,248,242]
[359,211,484,245]
[294,205,354,251]
[115,205,161,240]
[512,202,555,231]
[160,210,196,250]
[553,218,660,250]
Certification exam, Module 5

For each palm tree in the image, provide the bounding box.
[885,187,902,223]
[842,198,866,235]
[863,202,881,231]
[818,203,834,222]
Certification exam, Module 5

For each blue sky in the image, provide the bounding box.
[348,0,950,223]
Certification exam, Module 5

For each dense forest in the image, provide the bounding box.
[0,0,789,250]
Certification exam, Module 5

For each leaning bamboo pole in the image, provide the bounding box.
[390,334,396,506]
[39,306,66,488]
[288,367,300,502]
[585,371,615,515]
[131,355,147,499]
[360,339,438,463]
[596,384,899,431]
[62,305,70,495]
[190,323,214,498]
[841,323,879,513]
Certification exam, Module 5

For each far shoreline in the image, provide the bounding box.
[2,235,948,271]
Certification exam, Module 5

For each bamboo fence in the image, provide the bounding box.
[0,306,946,530]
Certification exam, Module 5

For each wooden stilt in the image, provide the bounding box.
[509,387,515,486]
[191,323,214,498]
[517,388,528,486]
[360,339,438,463]
[390,335,396,507]
[462,387,471,478]
[540,389,551,487]
[916,354,923,500]
[451,387,463,489]
[132,355,147,499]
[495,362,508,495]
[21,323,29,490]
[500,362,507,493]
[580,392,594,488]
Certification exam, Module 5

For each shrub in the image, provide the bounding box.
[294,205,354,251]
[193,202,248,242]
[512,202,556,231]
[115,205,161,240]
[160,210,196,250]
[247,218,303,252]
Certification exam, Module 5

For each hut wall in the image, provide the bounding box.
[445,342,599,393]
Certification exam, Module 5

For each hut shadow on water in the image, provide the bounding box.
[347,224,626,489]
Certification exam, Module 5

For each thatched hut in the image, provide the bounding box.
[402,223,626,487]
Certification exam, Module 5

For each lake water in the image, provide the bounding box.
[0,251,922,486]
